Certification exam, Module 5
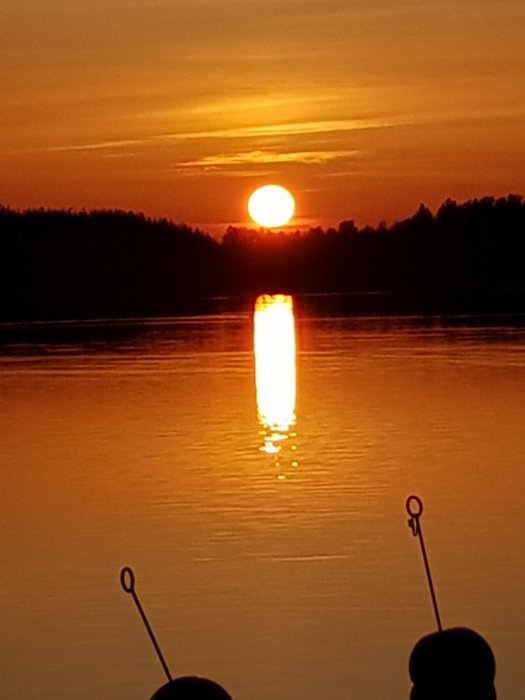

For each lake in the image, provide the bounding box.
[0,296,524,700]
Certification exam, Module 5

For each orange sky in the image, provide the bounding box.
[1,0,524,234]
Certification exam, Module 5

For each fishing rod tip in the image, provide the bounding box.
[120,566,135,593]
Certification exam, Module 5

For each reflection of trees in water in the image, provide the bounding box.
[1,194,525,321]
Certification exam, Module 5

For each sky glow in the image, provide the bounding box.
[1,0,524,233]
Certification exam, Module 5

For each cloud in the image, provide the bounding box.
[24,106,525,157]
[177,149,361,169]
[25,117,392,155]
[35,138,147,154]
[159,117,408,141]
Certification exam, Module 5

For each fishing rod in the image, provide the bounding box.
[406,495,443,632]
[120,566,173,682]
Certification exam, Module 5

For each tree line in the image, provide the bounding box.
[1,195,524,322]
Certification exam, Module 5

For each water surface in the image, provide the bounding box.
[1,301,524,700]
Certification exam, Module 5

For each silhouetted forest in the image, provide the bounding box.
[1,195,524,322]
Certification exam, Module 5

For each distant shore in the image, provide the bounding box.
[1,195,524,323]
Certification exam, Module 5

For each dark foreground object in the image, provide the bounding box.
[409,627,496,699]
[150,676,233,700]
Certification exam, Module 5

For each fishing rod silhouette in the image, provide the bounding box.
[120,566,232,699]
[406,495,443,632]
[405,495,497,699]
[120,567,172,681]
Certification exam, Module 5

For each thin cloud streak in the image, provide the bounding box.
[27,116,409,155]
[159,117,410,141]
[177,149,362,168]
[28,105,525,157]
[163,107,525,142]
[34,138,149,154]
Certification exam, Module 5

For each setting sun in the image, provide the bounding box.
[248,185,295,229]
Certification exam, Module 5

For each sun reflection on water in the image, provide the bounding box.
[253,294,298,477]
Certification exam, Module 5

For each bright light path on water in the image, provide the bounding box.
[253,294,296,455]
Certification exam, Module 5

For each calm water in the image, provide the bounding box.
[1,298,524,700]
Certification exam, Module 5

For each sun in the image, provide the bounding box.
[248,185,295,229]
